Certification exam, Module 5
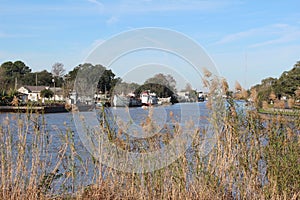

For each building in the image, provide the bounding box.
[18,86,48,102]
[17,86,64,102]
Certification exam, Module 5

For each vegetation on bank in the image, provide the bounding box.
[0,70,299,199]
[250,61,300,109]
[1,60,299,108]
[0,61,181,105]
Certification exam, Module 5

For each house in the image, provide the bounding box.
[17,86,64,102]
[18,86,49,102]
[177,91,190,102]
[49,87,64,101]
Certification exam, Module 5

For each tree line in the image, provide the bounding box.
[0,60,179,104]
[251,61,300,108]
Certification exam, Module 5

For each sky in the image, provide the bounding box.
[1,0,300,90]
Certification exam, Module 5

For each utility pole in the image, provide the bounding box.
[52,78,55,101]
[14,77,17,90]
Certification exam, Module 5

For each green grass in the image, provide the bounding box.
[258,108,300,116]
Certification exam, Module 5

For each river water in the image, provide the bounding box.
[0,102,218,192]
[2,100,284,197]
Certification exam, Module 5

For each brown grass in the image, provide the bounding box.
[0,75,299,199]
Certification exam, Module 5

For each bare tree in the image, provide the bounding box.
[51,62,65,77]
[184,83,193,92]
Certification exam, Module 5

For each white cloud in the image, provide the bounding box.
[106,16,119,25]
[87,0,103,7]
[213,23,300,48]
[0,31,36,38]
[214,28,262,45]
[250,29,300,48]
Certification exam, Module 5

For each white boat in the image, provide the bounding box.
[113,95,142,107]
[113,95,129,107]
[140,91,158,106]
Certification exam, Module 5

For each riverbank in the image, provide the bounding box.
[0,105,68,113]
[0,101,299,199]
[258,108,300,116]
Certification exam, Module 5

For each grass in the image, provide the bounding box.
[258,108,300,116]
[0,76,299,199]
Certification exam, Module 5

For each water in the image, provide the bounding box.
[0,102,211,192]
[1,100,296,196]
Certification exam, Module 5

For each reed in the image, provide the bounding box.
[0,77,299,199]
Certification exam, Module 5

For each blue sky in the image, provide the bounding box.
[1,0,300,90]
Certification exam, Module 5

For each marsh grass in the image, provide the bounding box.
[0,78,299,199]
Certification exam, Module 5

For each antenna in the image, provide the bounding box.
[245,50,248,89]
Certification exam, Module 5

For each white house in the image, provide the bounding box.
[49,87,64,101]
[18,86,64,102]
[18,86,49,102]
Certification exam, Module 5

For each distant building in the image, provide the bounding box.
[177,91,189,99]
[18,86,64,102]
[18,86,48,102]
[49,87,64,101]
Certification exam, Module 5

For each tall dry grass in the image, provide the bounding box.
[0,76,299,199]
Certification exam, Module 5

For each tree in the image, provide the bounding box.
[63,65,81,95]
[135,74,177,98]
[0,60,31,89]
[275,66,300,98]
[144,73,177,93]
[97,68,116,94]
[20,70,64,87]
[0,67,7,88]
[295,87,300,100]
[269,91,277,103]
[250,61,300,107]
[294,61,300,69]
[72,63,120,98]
[112,81,141,96]
[51,62,65,77]
[184,83,193,92]
[40,89,54,99]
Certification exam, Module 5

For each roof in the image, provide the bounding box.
[24,86,49,93]
[49,87,64,95]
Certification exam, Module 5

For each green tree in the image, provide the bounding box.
[40,89,54,99]
[251,61,300,107]
[275,67,300,98]
[135,73,177,98]
[97,69,116,94]
[112,81,140,96]
[69,63,119,95]
[144,73,177,93]
[0,60,31,89]
[22,70,60,87]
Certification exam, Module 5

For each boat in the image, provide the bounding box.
[198,92,205,102]
[112,95,142,107]
[141,91,158,106]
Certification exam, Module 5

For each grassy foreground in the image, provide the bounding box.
[0,80,299,200]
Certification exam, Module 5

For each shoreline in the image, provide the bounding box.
[0,105,69,113]
[258,108,300,116]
